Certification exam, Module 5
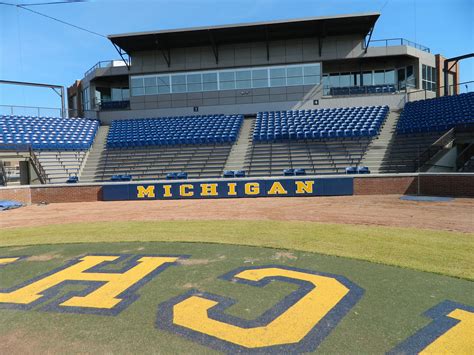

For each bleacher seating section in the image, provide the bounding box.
[107,114,244,148]
[397,92,474,134]
[0,115,98,150]
[254,106,389,142]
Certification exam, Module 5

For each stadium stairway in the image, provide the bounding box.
[79,126,110,183]
[36,150,87,183]
[360,109,401,173]
[222,117,255,172]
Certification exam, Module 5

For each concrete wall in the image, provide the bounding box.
[2,173,472,204]
[130,36,364,75]
[98,92,405,122]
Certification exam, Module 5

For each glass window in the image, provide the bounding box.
[132,87,145,96]
[304,75,319,85]
[203,72,218,91]
[219,71,235,90]
[373,70,385,85]
[303,65,320,76]
[144,77,156,87]
[385,70,395,84]
[236,70,251,89]
[171,74,186,93]
[157,76,170,94]
[252,69,268,88]
[187,73,202,92]
[145,86,158,95]
[340,73,352,87]
[270,68,286,87]
[362,71,372,86]
[406,65,415,88]
[329,73,340,88]
[123,89,130,100]
[131,77,144,88]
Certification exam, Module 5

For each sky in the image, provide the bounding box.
[0,0,473,113]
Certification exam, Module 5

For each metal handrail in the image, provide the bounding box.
[370,38,430,52]
[406,80,474,101]
[414,124,474,172]
[28,147,49,184]
[84,60,128,77]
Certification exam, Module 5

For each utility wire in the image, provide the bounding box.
[0,1,106,39]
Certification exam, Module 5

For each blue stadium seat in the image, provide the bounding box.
[254,106,389,142]
[283,168,295,176]
[0,115,98,150]
[345,167,358,174]
[397,93,474,134]
[234,170,246,178]
[106,114,244,148]
[357,166,370,174]
[223,170,235,178]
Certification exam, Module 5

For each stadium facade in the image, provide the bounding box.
[69,13,459,123]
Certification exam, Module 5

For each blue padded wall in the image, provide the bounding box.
[0,115,99,150]
[253,105,389,141]
[107,114,244,148]
[397,92,474,134]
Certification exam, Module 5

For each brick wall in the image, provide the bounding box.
[419,175,474,197]
[0,187,32,204]
[30,185,102,204]
[353,176,417,195]
[0,174,472,204]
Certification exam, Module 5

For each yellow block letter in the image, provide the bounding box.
[295,181,314,194]
[200,183,218,196]
[245,182,260,195]
[227,183,237,196]
[137,185,155,198]
[0,257,19,266]
[158,266,361,352]
[267,182,288,195]
[163,185,173,197]
[180,184,194,197]
[0,255,179,312]
[421,308,474,354]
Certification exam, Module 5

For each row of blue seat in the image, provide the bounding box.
[0,115,99,150]
[107,114,244,148]
[397,93,474,134]
[254,106,389,141]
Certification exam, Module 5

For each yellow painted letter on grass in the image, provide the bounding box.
[0,257,20,266]
[168,267,356,350]
[0,255,178,310]
[421,308,474,354]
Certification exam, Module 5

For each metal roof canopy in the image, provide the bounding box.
[108,13,380,54]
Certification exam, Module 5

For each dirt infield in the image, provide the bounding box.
[2,195,473,233]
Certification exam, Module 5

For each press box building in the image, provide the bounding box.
[68,12,459,122]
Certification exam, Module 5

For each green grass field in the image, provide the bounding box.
[1,221,473,354]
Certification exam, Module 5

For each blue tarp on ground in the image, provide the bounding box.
[400,195,454,202]
[0,200,23,211]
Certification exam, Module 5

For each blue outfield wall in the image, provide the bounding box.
[102,177,354,201]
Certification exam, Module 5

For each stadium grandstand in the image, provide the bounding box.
[1,12,473,185]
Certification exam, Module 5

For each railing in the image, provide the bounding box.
[456,143,474,171]
[370,38,430,52]
[406,80,474,102]
[28,147,49,184]
[0,161,6,186]
[84,60,128,77]
[415,124,474,172]
[0,104,62,117]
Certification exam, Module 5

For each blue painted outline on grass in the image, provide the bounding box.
[388,300,474,354]
[0,253,188,316]
[0,256,25,267]
[156,265,364,353]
